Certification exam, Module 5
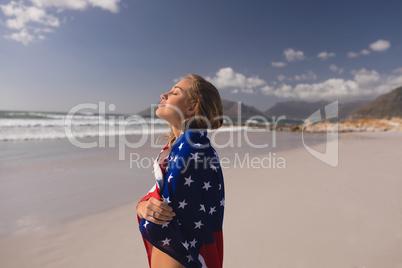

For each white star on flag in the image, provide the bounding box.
[178,199,188,209]
[143,220,149,228]
[194,220,204,229]
[213,150,218,158]
[190,238,197,248]
[162,221,170,228]
[190,152,200,161]
[209,206,217,215]
[219,184,221,190]
[203,181,212,191]
[194,143,202,147]
[163,196,171,204]
[210,164,217,172]
[184,176,194,187]
[173,156,178,162]
[199,130,204,137]
[220,198,225,207]
[186,254,194,262]
[199,204,206,212]
[162,237,171,246]
[182,241,190,250]
[168,174,173,183]
[178,142,184,150]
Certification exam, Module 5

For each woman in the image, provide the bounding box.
[137,74,225,268]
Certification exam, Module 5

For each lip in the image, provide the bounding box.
[158,102,166,107]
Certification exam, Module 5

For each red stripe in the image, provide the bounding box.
[199,231,224,268]
[137,186,161,267]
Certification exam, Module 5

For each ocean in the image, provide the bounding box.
[0,110,303,142]
[0,110,171,142]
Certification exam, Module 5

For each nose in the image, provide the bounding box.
[160,92,167,100]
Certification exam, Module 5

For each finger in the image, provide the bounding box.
[147,204,175,220]
[148,198,176,218]
[151,211,174,221]
[145,214,167,225]
[149,197,174,212]
[145,210,171,225]
[146,201,175,219]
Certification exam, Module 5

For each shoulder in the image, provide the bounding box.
[172,129,214,158]
[165,129,219,174]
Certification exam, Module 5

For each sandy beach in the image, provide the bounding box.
[0,131,401,268]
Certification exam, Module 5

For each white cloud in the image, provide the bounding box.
[283,48,305,62]
[4,28,34,45]
[294,70,317,81]
[31,0,120,13]
[1,1,59,30]
[385,73,402,87]
[271,61,287,68]
[369,39,391,52]
[346,40,390,58]
[33,27,53,33]
[261,68,402,100]
[276,71,317,83]
[277,74,286,82]
[260,85,274,95]
[351,69,380,86]
[392,67,402,74]
[0,0,120,45]
[329,64,344,74]
[31,0,88,10]
[347,52,359,58]
[240,88,254,94]
[317,51,335,60]
[87,0,120,13]
[206,67,267,94]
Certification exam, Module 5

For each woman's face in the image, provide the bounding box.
[156,78,194,127]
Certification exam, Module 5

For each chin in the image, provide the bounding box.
[155,108,167,121]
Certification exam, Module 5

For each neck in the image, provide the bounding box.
[171,124,183,142]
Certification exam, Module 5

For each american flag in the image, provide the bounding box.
[138,129,225,268]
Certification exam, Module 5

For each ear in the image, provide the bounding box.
[187,103,196,115]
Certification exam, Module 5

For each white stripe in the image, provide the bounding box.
[198,254,208,268]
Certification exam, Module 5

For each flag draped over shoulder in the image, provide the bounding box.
[138,129,225,268]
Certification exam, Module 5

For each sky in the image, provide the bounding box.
[1,0,402,114]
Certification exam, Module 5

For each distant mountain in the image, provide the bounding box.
[221,99,266,119]
[348,86,402,119]
[338,100,370,119]
[264,100,369,120]
[264,100,330,120]
[136,99,266,119]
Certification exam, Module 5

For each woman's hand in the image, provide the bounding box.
[137,197,176,225]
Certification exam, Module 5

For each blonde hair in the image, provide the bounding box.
[163,74,223,148]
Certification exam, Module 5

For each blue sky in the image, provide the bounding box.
[1,0,402,114]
